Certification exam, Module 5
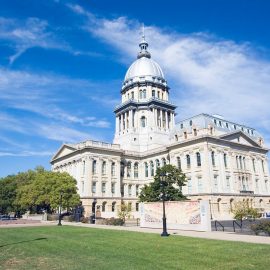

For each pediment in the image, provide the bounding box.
[219,131,260,147]
[51,144,76,161]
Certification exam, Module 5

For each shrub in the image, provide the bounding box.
[47,214,58,221]
[80,217,89,223]
[250,220,270,236]
[99,217,124,226]
[63,215,75,222]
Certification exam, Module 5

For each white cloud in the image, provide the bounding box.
[0,150,54,157]
[0,17,69,64]
[67,5,270,145]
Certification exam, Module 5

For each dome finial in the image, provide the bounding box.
[138,23,151,59]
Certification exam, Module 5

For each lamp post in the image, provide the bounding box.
[160,172,169,237]
[57,191,63,226]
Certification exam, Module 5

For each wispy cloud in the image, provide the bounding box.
[0,17,69,64]
[0,150,54,157]
[67,5,270,145]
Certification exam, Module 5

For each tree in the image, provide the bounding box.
[139,164,187,202]
[232,201,260,221]
[15,169,80,213]
[117,202,131,223]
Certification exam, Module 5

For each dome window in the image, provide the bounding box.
[141,116,147,127]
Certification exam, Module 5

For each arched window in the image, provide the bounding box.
[102,161,106,175]
[152,90,155,97]
[92,160,97,174]
[141,116,146,127]
[144,162,148,177]
[150,161,154,176]
[139,90,143,99]
[143,89,146,99]
[127,161,131,178]
[177,157,181,170]
[224,153,227,168]
[131,91,134,99]
[82,160,85,175]
[196,152,201,167]
[155,159,160,169]
[162,158,166,166]
[193,129,197,136]
[189,120,192,126]
[243,157,246,170]
[236,156,239,169]
[211,151,215,166]
[111,162,115,176]
[134,162,139,178]
[184,131,187,139]
[186,155,191,168]
[102,201,107,212]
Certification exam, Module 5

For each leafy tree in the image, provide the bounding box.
[139,164,187,202]
[117,202,131,223]
[15,169,80,213]
[0,167,80,215]
[232,201,260,221]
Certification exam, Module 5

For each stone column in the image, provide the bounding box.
[116,115,119,134]
[165,110,168,130]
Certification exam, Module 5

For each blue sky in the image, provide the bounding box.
[1,0,270,177]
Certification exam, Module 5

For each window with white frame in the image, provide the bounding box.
[102,182,106,193]
[177,157,181,170]
[226,176,230,192]
[187,178,192,194]
[92,160,97,174]
[128,184,132,196]
[111,162,116,176]
[144,162,148,177]
[102,161,106,175]
[111,183,115,194]
[150,161,154,176]
[92,182,96,193]
[197,177,203,193]
[134,162,139,178]
[213,175,218,192]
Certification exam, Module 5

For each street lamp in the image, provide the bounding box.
[57,191,63,226]
[160,172,169,237]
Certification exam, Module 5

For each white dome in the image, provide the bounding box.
[124,56,165,82]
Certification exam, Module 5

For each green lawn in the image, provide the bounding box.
[0,226,269,270]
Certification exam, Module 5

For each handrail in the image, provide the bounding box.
[214,220,224,231]
[233,220,242,232]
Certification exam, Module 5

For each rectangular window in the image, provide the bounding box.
[255,179,259,192]
[136,202,139,212]
[111,162,115,176]
[111,183,115,194]
[188,178,192,194]
[226,176,230,192]
[197,177,203,193]
[81,181,84,193]
[136,185,139,196]
[128,185,132,196]
[213,175,218,192]
[92,182,96,193]
[102,182,106,193]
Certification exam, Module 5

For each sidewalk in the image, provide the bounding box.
[59,221,270,245]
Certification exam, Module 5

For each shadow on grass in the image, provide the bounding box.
[0,237,47,248]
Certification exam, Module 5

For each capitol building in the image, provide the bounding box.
[51,34,270,220]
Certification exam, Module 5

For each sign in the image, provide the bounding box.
[140,200,211,231]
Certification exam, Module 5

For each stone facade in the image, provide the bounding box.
[51,36,270,220]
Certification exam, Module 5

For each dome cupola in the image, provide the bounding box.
[122,29,167,90]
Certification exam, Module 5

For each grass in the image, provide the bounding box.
[0,226,269,270]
